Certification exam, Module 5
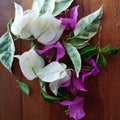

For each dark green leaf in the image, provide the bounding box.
[16,80,30,95]
[31,41,38,49]
[102,45,120,56]
[110,48,120,56]
[96,52,107,67]
[41,90,61,103]
[79,46,97,61]
[58,88,69,99]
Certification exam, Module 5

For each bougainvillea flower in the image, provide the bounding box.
[62,72,86,95]
[11,3,39,39]
[38,61,70,95]
[11,3,65,45]
[36,42,65,61]
[15,48,45,80]
[60,96,85,120]
[81,59,100,82]
[58,5,79,30]
[30,12,65,45]
[49,71,71,95]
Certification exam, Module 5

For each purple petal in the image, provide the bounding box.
[36,42,65,61]
[69,97,85,120]
[69,5,79,23]
[72,73,87,92]
[58,5,79,30]
[81,59,100,82]
[59,100,73,106]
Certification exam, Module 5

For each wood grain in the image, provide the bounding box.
[0,0,120,120]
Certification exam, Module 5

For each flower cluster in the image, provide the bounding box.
[0,0,119,120]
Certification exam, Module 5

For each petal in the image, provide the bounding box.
[38,62,67,82]
[11,8,38,39]
[49,71,70,95]
[69,97,85,120]
[16,48,45,80]
[72,73,87,92]
[36,41,65,61]
[30,13,64,45]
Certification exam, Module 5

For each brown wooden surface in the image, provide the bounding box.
[0,0,120,120]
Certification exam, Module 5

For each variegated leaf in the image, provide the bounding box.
[0,27,15,72]
[53,0,74,16]
[32,0,55,15]
[64,42,81,77]
[68,6,103,47]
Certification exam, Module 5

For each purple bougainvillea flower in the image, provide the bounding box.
[59,96,85,120]
[62,72,86,95]
[36,42,65,62]
[81,59,100,82]
[58,6,79,30]
[62,59,99,95]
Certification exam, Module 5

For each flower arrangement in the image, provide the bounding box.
[0,0,119,120]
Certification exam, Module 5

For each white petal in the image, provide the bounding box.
[14,2,23,22]
[49,71,71,95]
[30,13,62,45]
[38,61,67,82]
[11,3,38,39]
[44,24,65,45]
[17,48,45,80]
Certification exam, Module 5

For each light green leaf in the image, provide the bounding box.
[0,27,15,72]
[68,6,103,47]
[53,0,74,16]
[64,42,81,77]
[16,80,30,95]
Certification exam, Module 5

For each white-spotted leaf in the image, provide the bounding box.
[0,27,15,72]
[64,42,81,77]
[69,6,103,47]
[53,0,74,16]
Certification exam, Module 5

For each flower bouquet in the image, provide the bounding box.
[0,0,119,120]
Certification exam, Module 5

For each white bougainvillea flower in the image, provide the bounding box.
[30,12,65,45]
[37,61,70,95]
[38,61,67,82]
[11,3,39,39]
[15,48,45,80]
[49,70,71,95]
[11,3,64,45]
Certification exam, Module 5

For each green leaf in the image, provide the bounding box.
[68,6,103,47]
[41,90,61,103]
[64,42,81,77]
[16,80,30,95]
[79,46,97,61]
[53,0,74,16]
[102,45,120,56]
[58,88,69,99]
[96,52,107,67]
[109,48,120,56]
[0,25,15,72]
[102,45,111,54]
[31,41,38,49]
